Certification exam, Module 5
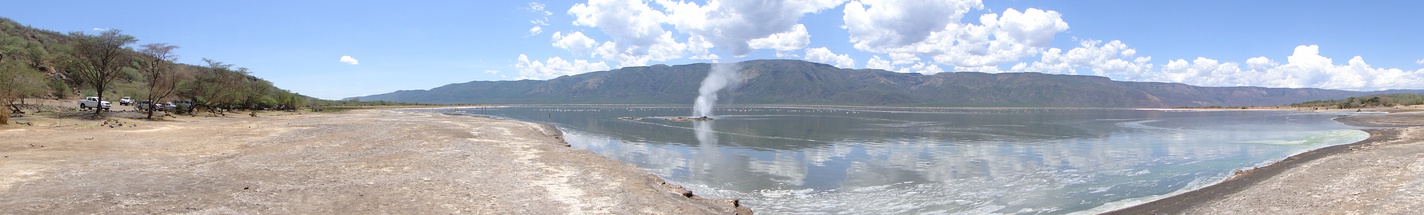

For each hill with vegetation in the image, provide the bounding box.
[1291,94,1424,109]
[356,59,1423,108]
[0,17,310,118]
[0,17,433,124]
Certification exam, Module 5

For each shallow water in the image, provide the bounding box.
[429,106,1367,214]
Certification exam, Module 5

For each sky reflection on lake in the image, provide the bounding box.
[432,106,1366,214]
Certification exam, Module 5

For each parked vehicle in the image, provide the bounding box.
[78,97,111,111]
[136,100,157,111]
[171,100,194,113]
[119,96,133,106]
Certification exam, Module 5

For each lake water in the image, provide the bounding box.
[425,106,1367,214]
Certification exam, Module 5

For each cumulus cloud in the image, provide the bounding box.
[660,0,843,56]
[1256,45,1424,90]
[339,55,359,65]
[591,32,686,67]
[1416,59,1424,65]
[564,0,698,67]
[843,0,1069,70]
[1011,39,1150,77]
[843,0,981,49]
[570,0,670,55]
[1011,40,1424,91]
[993,8,1070,48]
[528,0,1423,91]
[561,0,841,66]
[925,8,1069,67]
[686,34,719,60]
[900,62,945,74]
[866,55,892,70]
[1145,45,1424,90]
[748,24,811,51]
[552,31,599,57]
[91,27,108,31]
[749,24,812,58]
[1245,56,1276,71]
[515,54,611,79]
[888,52,919,65]
[804,47,856,68]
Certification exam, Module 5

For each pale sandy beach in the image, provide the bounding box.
[0,108,747,214]
[5,104,1423,214]
[1110,110,1424,214]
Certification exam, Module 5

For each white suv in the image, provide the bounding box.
[79,97,111,111]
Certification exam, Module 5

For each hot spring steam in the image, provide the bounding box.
[692,62,739,117]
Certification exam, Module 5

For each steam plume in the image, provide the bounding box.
[693,62,739,117]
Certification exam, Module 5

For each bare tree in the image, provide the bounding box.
[66,29,137,117]
[138,43,179,119]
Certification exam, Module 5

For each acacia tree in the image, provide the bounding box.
[66,29,136,116]
[138,43,179,119]
[180,59,247,115]
[0,58,45,124]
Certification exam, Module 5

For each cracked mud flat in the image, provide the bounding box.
[0,110,745,214]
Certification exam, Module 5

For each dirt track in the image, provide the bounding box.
[0,109,745,214]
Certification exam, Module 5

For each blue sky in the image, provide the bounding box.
[4,0,1421,99]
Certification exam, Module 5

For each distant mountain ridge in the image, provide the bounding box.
[355,59,1423,108]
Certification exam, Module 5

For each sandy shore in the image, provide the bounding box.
[0,109,747,214]
[1109,111,1424,214]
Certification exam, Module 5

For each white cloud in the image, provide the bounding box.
[552,31,598,57]
[888,52,919,65]
[843,0,1069,71]
[772,51,799,58]
[1416,59,1424,65]
[563,0,843,66]
[899,62,944,74]
[1013,41,1424,91]
[570,0,670,53]
[1012,39,1150,77]
[1245,56,1276,71]
[843,0,982,49]
[530,0,1424,92]
[1135,45,1424,90]
[551,0,845,67]
[526,2,552,36]
[659,0,844,56]
[484,70,501,74]
[568,0,692,67]
[515,54,611,79]
[924,8,1069,67]
[686,35,718,60]
[993,8,1070,48]
[866,55,892,70]
[748,24,811,51]
[591,32,686,67]
[1157,57,1246,86]
[804,47,856,68]
[91,27,108,31]
[528,2,552,16]
[339,55,359,65]
[1253,45,1424,90]
[868,53,948,74]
